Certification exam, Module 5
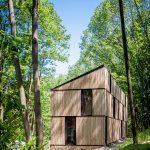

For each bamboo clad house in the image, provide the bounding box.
[50,65,128,150]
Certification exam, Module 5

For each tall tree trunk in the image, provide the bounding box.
[0,9,4,123]
[8,0,31,142]
[118,0,138,144]
[32,0,44,148]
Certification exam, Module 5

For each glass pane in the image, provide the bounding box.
[81,89,92,116]
[65,117,76,145]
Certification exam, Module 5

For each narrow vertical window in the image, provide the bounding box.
[118,101,119,119]
[113,97,115,118]
[123,106,124,121]
[81,89,92,116]
[110,75,111,93]
[65,117,76,145]
[121,120,123,138]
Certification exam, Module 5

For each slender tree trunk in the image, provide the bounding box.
[8,0,31,142]
[32,0,44,148]
[0,10,4,123]
[118,0,138,144]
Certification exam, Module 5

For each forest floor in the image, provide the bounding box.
[116,128,150,150]
[94,128,150,150]
[116,138,150,150]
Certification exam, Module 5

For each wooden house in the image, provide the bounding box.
[50,65,128,150]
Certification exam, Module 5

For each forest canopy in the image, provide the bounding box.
[0,0,150,149]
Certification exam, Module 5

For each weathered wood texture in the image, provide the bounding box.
[106,92,113,118]
[119,102,123,120]
[53,67,110,92]
[51,90,81,116]
[76,117,105,145]
[122,121,126,138]
[51,117,65,145]
[111,76,126,106]
[115,100,119,119]
[124,106,128,121]
[107,118,113,144]
[50,67,128,149]
[92,90,107,116]
[115,85,121,101]
[113,119,121,141]
[111,76,116,97]
[107,118,121,143]
[50,145,104,150]
[121,91,126,106]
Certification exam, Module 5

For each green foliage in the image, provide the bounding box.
[1,0,150,148]
[78,0,150,129]
[0,0,70,148]
[118,128,150,149]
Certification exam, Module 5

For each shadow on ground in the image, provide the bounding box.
[120,143,150,150]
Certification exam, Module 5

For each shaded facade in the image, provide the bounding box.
[50,65,128,150]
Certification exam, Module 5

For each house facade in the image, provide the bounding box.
[50,65,128,150]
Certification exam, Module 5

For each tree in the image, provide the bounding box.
[32,0,43,148]
[8,0,31,142]
[80,0,150,130]
[118,0,138,144]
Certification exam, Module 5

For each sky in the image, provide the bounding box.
[50,0,101,75]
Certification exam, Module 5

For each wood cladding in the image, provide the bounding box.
[119,103,123,120]
[76,117,105,145]
[50,146,104,150]
[51,90,81,116]
[107,118,113,144]
[107,118,121,143]
[53,67,110,92]
[121,91,126,106]
[51,117,65,145]
[106,92,113,118]
[124,106,128,121]
[115,100,119,119]
[110,76,116,97]
[110,76,126,106]
[92,90,107,116]
[50,66,128,149]
[122,121,126,138]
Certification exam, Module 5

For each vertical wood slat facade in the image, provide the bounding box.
[76,117,105,145]
[50,66,128,149]
[106,92,113,118]
[115,100,119,119]
[51,117,65,145]
[53,67,110,92]
[51,90,81,116]
[92,90,107,116]
[119,103,123,120]
[107,118,121,143]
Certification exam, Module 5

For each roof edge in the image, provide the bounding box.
[51,65,105,91]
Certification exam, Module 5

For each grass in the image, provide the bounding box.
[118,128,150,150]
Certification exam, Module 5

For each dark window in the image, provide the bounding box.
[65,117,76,145]
[81,89,92,116]
[123,106,124,121]
[121,120,123,138]
[118,101,119,119]
[110,75,111,93]
[126,122,127,137]
[113,97,115,118]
